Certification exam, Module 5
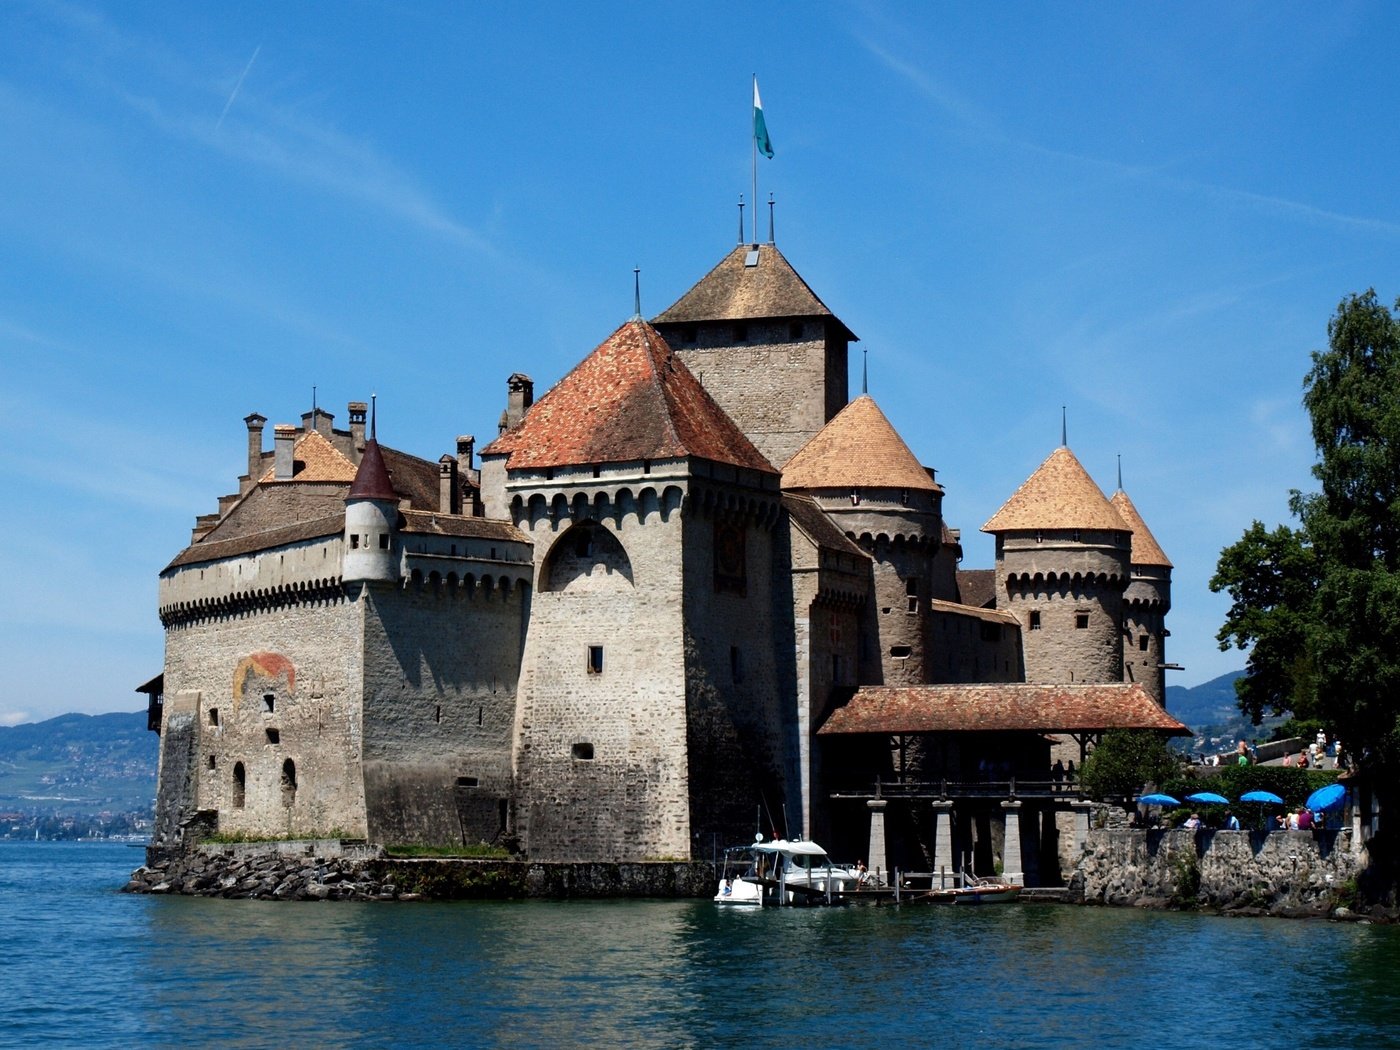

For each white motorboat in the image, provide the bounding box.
[713,836,867,906]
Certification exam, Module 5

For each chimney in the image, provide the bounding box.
[244,413,267,487]
[456,435,479,486]
[439,455,460,514]
[302,407,334,437]
[505,373,534,431]
[273,424,298,480]
[348,402,367,464]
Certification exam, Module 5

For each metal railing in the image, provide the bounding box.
[830,776,1085,801]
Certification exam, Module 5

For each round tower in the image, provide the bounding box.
[343,434,400,584]
[1110,487,1173,705]
[982,446,1131,685]
[783,394,943,686]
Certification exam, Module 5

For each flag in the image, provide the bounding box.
[753,78,774,159]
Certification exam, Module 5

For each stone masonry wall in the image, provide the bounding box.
[360,577,526,846]
[513,488,691,862]
[1072,828,1364,915]
[161,593,369,841]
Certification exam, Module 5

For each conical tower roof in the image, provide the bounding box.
[782,394,937,491]
[482,318,776,474]
[347,438,397,502]
[652,243,856,340]
[1110,489,1172,567]
[982,446,1128,533]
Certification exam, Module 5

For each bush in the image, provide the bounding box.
[1079,730,1180,800]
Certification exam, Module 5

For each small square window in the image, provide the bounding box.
[1139,635,1150,651]
[379,533,390,549]
[208,708,220,727]
[207,754,217,770]
[587,646,604,674]
[350,534,360,549]
[572,742,594,760]
[262,694,275,714]
[1075,613,1090,630]
[1029,611,1041,631]
[265,727,280,744]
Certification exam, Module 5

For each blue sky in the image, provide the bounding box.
[3,1,1398,724]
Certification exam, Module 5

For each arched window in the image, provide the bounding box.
[232,762,246,808]
[281,759,297,807]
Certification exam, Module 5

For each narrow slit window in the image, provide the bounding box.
[208,708,220,727]
[587,645,604,674]
[232,763,246,808]
[262,694,275,714]
[1029,611,1041,631]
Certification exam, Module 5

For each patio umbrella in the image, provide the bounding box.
[1138,793,1180,806]
[1186,792,1230,805]
[1306,782,1346,812]
[1240,790,1285,805]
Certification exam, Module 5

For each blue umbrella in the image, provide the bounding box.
[1186,791,1230,805]
[1306,783,1346,812]
[1138,793,1180,806]
[1240,790,1284,805]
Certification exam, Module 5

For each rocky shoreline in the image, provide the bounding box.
[124,840,717,901]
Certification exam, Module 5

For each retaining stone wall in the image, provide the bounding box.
[126,842,716,901]
[1071,827,1365,916]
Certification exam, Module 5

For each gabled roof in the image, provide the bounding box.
[783,494,870,560]
[165,512,347,570]
[651,243,856,340]
[347,439,397,501]
[259,430,357,483]
[982,446,1128,533]
[955,568,997,609]
[782,395,937,491]
[1110,490,1173,568]
[817,684,1189,736]
[482,318,776,474]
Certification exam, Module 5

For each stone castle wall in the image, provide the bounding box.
[1122,570,1170,705]
[160,534,344,612]
[668,318,845,468]
[512,484,692,862]
[360,577,527,846]
[929,604,1023,683]
[160,591,369,841]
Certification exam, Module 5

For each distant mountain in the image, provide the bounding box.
[1166,671,1245,727]
[0,710,156,820]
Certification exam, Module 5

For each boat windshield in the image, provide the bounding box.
[788,853,834,870]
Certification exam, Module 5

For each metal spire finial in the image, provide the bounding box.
[312,384,317,415]
[1117,453,1123,491]
[862,348,868,395]
[632,266,641,320]
[737,195,745,244]
[1061,406,1067,448]
[767,193,775,244]
[371,393,378,441]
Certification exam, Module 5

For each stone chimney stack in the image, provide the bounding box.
[243,413,267,490]
[273,424,298,480]
[439,455,461,514]
[456,435,480,487]
[348,402,367,464]
[302,407,334,438]
[504,374,534,432]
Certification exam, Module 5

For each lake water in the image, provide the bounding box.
[3,841,1398,1049]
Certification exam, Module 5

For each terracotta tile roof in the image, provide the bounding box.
[817,684,1189,736]
[652,243,856,339]
[400,510,528,543]
[482,319,776,474]
[956,568,997,609]
[165,513,346,570]
[347,439,396,501]
[981,446,1129,533]
[783,494,870,560]
[782,395,938,490]
[1110,490,1173,568]
[259,430,357,483]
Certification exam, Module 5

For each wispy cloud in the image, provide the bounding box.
[215,42,260,131]
[858,34,1400,240]
[0,711,33,727]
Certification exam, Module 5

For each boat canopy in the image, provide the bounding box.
[753,839,830,857]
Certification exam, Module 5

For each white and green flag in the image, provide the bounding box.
[753,78,774,159]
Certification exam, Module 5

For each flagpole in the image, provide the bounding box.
[751,75,758,246]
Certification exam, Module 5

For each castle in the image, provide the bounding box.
[144,236,1185,883]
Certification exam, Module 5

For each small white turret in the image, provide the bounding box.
[343,433,400,584]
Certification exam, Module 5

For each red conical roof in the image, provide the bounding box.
[347,438,397,502]
[982,446,1128,533]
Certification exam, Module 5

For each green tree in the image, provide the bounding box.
[1078,730,1180,800]
[1212,290,1400,784]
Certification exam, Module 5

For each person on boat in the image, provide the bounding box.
[855,860,869,886]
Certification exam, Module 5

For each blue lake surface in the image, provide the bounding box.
[3,841,1399,1049]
